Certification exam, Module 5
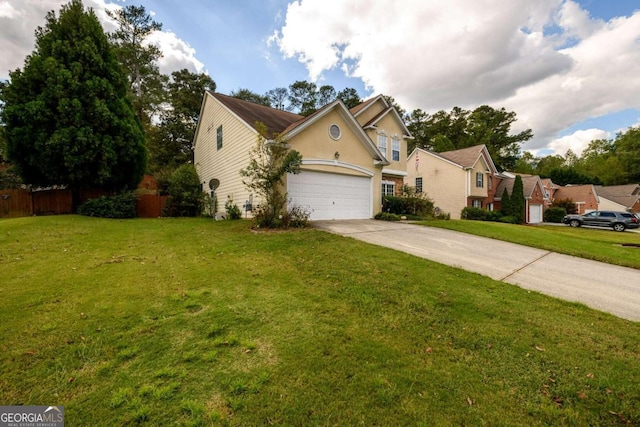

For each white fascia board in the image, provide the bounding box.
[382,168,408,177]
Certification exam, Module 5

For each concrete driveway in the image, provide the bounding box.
[314,220,640,322]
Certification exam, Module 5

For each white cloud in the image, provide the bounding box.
[274,0,640,156]
[0,0,203,80]
[0,1,25,19]
[546,128,610,157]
[146,31,204,75]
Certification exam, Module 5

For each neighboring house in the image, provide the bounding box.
[495,173,548,224]
[406,145,499,219]
[594,184,640,213]
[552,184,599,214]
[193,92,411,220]
[540,178,559,209]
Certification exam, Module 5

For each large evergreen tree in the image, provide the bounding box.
[0,0,146,200]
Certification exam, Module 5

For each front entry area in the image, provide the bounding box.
[287,171,372,220]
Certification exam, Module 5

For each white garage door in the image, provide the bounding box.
[287,171,371,220]
[529,204,543,224]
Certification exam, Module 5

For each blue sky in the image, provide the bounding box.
[1,0,640,157]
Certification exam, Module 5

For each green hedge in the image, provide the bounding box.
[382,195,433,216]
[544,207,567,223]
[374,212,401,221]
[78,192,136,218]
[461,207,502,221]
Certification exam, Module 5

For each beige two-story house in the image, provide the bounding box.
[406,145,499,219]
[193,92,411,220]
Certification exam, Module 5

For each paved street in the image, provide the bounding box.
[314,220,640,322]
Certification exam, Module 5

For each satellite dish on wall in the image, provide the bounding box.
[209,178,220,190]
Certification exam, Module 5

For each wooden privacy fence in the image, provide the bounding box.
[0,188,167,218]
[0,189,32,218]
[136,194,168,218]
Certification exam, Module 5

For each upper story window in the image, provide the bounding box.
[378,133,387,154]
[475,172,484,188]
[391,137,400,161]
[415,177,423,193]
[216,125,223,150]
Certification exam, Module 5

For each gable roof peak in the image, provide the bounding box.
[437,144,492,169]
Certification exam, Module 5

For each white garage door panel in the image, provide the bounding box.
[288,171,371,220]
[529,204,543,224]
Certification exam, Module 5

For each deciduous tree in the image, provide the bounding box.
[148,69,215,173]
[240,123,302,227]
[615,126,640,182]
[407,105,532,170]
[266,87,288,110]
[230,88,270,106]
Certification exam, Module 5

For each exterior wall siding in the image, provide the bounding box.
[194,94,259,217]
[373,113,407,172]
[194,95,395,218]
[407,150,467,219]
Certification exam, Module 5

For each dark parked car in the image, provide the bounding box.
[562,210,639,232]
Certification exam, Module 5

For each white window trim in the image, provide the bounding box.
[378,133,388,152]
[391,137,400,161]
[329,123,341,140]
[382,180,395,197]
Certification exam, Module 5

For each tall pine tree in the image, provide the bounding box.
[0,0,146,205]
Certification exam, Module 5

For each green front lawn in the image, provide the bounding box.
[418,220,640,269]
[1,216,639,425]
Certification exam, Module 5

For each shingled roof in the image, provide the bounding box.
[209,92,304,136]
[594,184,640,209]
[495,174,544,199]
[554,185,598,204]
[437,145,490,169]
